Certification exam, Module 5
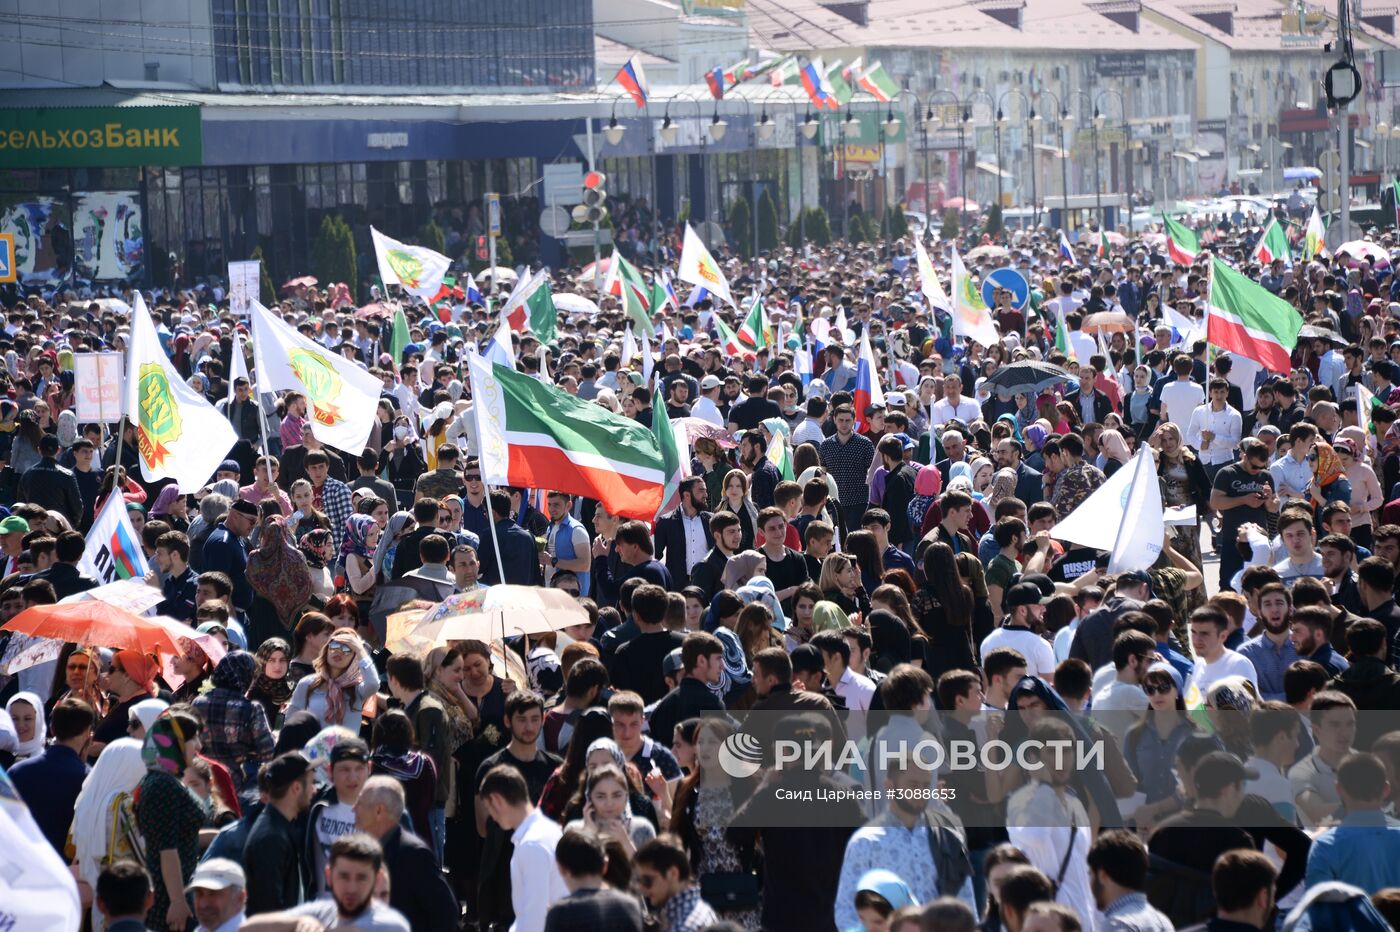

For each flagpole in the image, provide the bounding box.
[482,482,509,593]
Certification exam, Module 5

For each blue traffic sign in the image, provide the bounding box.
[981,267,1028,311]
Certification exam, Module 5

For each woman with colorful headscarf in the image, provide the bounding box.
[247,637,294,727]
[297,528,336,601]
[371,510,415,582]
[148,485,189,533]
[341,513,380,604]
[1310,440,1353,510]
[1336,431,1384,550]
[193,650,275,792]
[134,707,207,930]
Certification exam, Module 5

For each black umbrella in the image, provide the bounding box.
[982,361,1079,396]
[1297,324,1345,345]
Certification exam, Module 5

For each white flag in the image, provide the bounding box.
[0,768,83,931]
[1050,445,1163,573]
[484,312,516,370]
[639,325,654,386]
[914,238,952,312]
[370,226,451,301]
[949,248,1000,348]
[227,327,249,405]
[124,293,238,492]
[78,490,151,587]
[678,224,736,308]
[250,299,381,454]
[620,326,638,369]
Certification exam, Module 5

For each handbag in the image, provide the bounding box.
[699,871,761,911]
[102,792,145,868]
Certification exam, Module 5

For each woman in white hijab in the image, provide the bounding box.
[70,737,148,929]
[5,691,46,761]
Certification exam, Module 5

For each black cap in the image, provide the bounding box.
[662,648,684,677]
[1021,573,1056,599]
[229,499,259,518]
[328,737,369,765]
[790,644,825,674]
[1006,581,1051,609]
[1192,751,1259,797]
[262,751,312,790]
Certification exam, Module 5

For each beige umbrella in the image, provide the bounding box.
[1082,310,1136,334]
[385,586,587,652]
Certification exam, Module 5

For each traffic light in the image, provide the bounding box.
[581,171,608,223]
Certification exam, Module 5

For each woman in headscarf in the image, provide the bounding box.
[192,650,275,793]
[985,467,1019,517]
[850,868,917,931]
[5,692,46,761]
[340,514,380,613]
[371,510,415,583]
[735,577,787,631]
[866,608,913,674]
[71,736,147,929]
[169,640,213,705]
[906,464,942,536]
[298,528,336,601]
[811,600,850,634]
[1335,433,1384,549]
[286,627,380,731]
[148,485,189,533]
[720,550,765,593]
[1311,440,1353,511]
[246,514,315,649]
[56,407,78,450]
[246,637,294,728]
[134,708,207,931]
[1097,428,1132,477]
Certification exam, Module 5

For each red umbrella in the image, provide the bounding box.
[942,197,980,212]
[676,418,737,448]
[1,601,184,655]
[280,275,318,292]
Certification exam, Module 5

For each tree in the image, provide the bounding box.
[420,218,445,255]
[983,204,1004,240]
[250,245,275,304]
[889,204,909,239]
[757,188,780,253]
[311,216,357,299]
[848,211,870,244]
[805,207,833,247]
[941,208,960,241]
[728,194,753,258]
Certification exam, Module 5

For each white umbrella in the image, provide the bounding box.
[553,292,603,316]
[482,266,518,285]
[1336,240,1388,262]
[433,586,587,643]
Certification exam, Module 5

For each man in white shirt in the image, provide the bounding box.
[1270,423,1316,504]
[1186,378,1243,475]
[979,582,1057,678]
[480,764,568,932]
[1271,511,1325,584]
[691,374,725,428]
[1091,630,1153,716]
[1157,355,1205,428]
[1186,604,1259,705]
[812,630,876,739]
[792,395,829,448]
[930,373,981,426]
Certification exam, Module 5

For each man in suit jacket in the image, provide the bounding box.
[477,490,542,586]
[689,511,742,603]
[1064,381,1114,426]
[355,775,458,932]
[993,437,1043,505]
[653,478,711,588]
[545,827,645,932]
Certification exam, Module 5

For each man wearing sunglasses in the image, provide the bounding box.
[459,459,492,541]
[1211,439,1279,592]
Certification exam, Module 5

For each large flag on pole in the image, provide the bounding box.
[1162,214,1200,265]
[250,299,382,453]
[949,248,1000,347]
[1050,444,1164,573]
[615,56,649,108]
[388,303,411,364]
[1304,207,1327,260]
[1058,230,1076,265]
[651,387,687,518]
[125,293,237,492]
[227,327,249,405]
[1250,217,1291,267]
[737,296,770,350]
[678,224,735,308]
[370,227,451,302]
[914,239,952,312]
[78,489,151,585]
[467,351,666,521]
[853,328,885,432]
[1205,258,1302,373]
[500,268,557,342]
[602,251,655,336]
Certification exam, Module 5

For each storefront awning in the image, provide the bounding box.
[974,160,1014,179]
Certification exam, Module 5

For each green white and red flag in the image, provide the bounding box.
[1250,217,1291,267]
[651,386,687,518]
[714,315,749,358]
[467,351,666,521]
[856,62,900,102]
[1096,231,1110,259]
[1205,258,1302,373]
[736,296,770,349]
[1162,214,1200,265]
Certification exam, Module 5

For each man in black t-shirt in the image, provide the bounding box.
[472,690,561,928]
[727,374,782,431]
[1210,438,1278,592]
[756,508,811,614]
[608,584,685,704]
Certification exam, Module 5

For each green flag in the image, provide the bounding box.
[651,386,685,518]
[737,296,769,349]
[1162,214,1200,264]
[389,304,411,364]
[825,60,854,107]
[856,62,899,102]
[526,278,557,344]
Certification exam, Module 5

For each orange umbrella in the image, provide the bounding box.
[1,601,185,655]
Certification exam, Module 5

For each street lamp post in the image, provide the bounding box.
[918,95,934,224]
[661,93,708,230]
[733,95,760,257]
[926,90,968,230]
[839,107,860,238]
[1038,89,1069,232]
[999,89,1032,227]
[1092,88,1124,230]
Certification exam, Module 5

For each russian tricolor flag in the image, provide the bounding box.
[662,269,681,314]
[1058,231,1076,265]
[616,56,649,108]
[684,285,710,308]
[799,57,832,110]
[705,66,725,100]
[464,271,484,304]
[852,328,884,433]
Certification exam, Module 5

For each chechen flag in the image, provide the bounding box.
[1205,258,1302,373]
[1163,214,1200,265]
[616,56,649,108]
[1251,217,1291,268]
[853,328,884,432]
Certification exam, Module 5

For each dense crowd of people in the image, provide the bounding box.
[7,206,1400,932]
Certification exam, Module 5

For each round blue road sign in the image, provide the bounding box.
[982,267,1029,311]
